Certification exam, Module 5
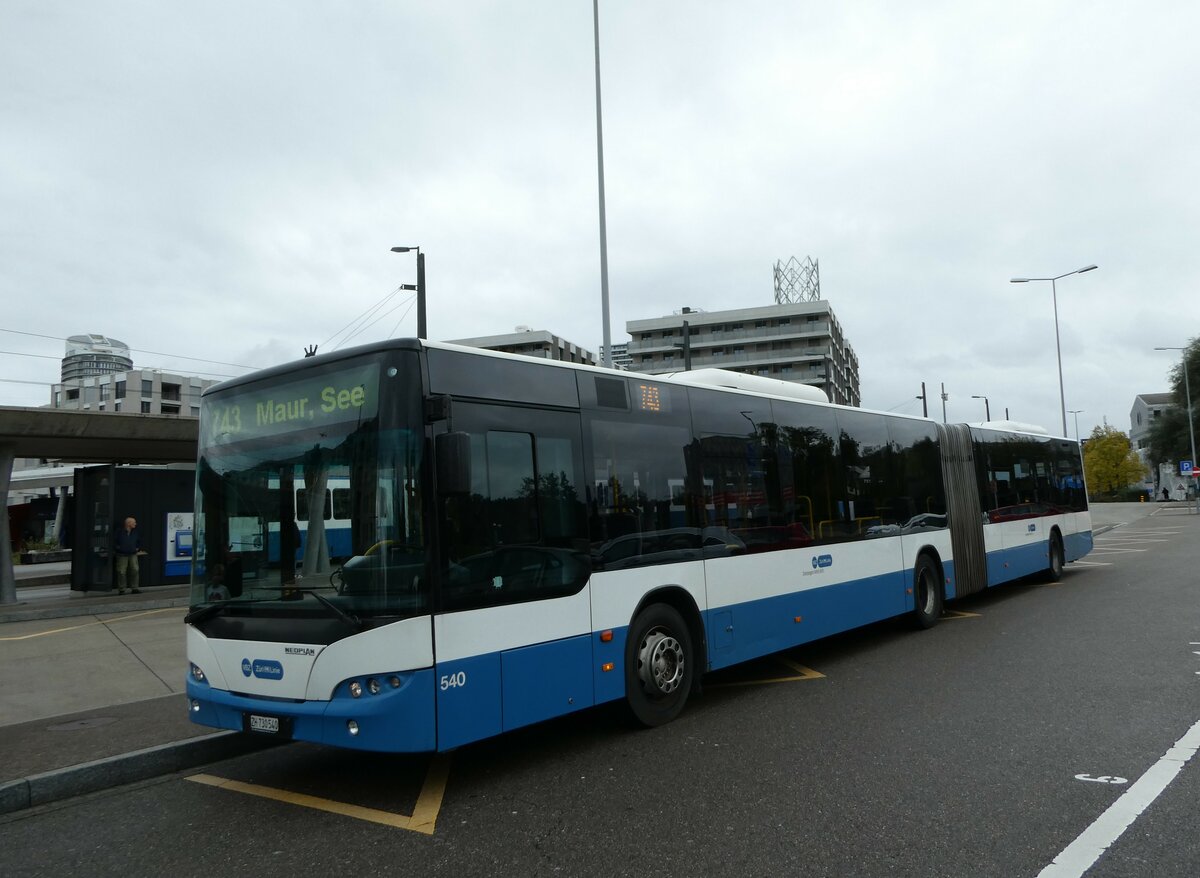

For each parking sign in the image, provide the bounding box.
[1181,460,1194,476]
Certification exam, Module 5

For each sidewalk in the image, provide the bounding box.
[0,501,1178,816]
[0,578,275,815]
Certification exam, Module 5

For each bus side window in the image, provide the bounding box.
[440,409,589,611]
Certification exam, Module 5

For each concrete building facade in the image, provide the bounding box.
[51,369,216,417]
[625,302,861,406]
[448,328,597,365]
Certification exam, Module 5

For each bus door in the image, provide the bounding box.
[432,404,593,751]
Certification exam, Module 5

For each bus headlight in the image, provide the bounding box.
[347,720,360,736]
[349,680,363,698]
[368,678,381,695]
[190,664,206,683]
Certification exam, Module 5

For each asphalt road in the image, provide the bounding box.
[2,508,1197,878]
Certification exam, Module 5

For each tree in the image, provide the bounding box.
[1084,425,1147,498]
[1147,337,1200,468]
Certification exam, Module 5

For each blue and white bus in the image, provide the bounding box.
[185,339,1091,751]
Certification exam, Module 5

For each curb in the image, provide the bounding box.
[0,730,283,815]
[0,595,192,624]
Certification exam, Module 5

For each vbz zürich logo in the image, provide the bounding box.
[241,658,284,680]
[811,554,833,569]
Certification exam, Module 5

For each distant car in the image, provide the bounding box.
[594,526,745,570]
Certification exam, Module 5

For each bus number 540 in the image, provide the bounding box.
[440,672,467,691]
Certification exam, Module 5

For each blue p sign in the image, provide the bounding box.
[1181,460,1194,476]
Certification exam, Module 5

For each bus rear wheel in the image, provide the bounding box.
[1046,533,1065,582]
[625,603,694,727]
[912,555,943,629]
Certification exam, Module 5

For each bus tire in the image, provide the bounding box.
[1046,532,1065,582]
[625,603,694,727]
[912,554,943,629]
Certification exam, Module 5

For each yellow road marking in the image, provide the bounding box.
[185,753,452,836]
[942,609,981,619]
[0,607,181,641]
[708,656,825,688]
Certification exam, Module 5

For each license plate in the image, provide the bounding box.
[248,714,280,734]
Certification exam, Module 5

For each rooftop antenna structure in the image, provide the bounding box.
[774,256,821,304]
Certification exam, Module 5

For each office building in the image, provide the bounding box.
[448,327,597,365]
[625,301,861,406]
[60,334,134,382]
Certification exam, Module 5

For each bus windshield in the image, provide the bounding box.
[190,353,428,621]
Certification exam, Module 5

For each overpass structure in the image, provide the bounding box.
[0,406,199,604]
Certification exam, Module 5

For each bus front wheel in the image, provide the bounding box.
[1046,533,1065,582]
[912,555,943,629]
[625,603,694,727]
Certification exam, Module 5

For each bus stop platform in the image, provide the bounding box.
[0,577,276,815]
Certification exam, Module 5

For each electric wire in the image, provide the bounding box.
[0,328,256,371]
[321,286,404,350]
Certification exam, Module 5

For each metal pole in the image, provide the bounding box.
[984,398,990,420]
[416,251,427,340]
[1181,350,1198,513]
[940,382,947,424]
[593,0,612,368]
[1051,277,1067,437]
[918,382,928,418]
[0,443,16,605]
[682,320,692,371]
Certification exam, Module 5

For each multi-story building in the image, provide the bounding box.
[51,369,216,416]
[1129,392,1174,455]
[625,302,861,406]
[448,327,597,365]
[599,342,632,370]
[1130,391,1178,494]
[60,334,134,382]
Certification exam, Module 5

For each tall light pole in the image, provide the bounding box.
[1010,264,1098,436]
[592,0,612,367]
[1154,345,1198,504]
[1068,409,1084,440]
[390,246,426,339]
[971,395,990,421]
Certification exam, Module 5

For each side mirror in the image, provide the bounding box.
[435,431,471,496]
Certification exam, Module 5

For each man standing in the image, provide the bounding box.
[114,516,142,594]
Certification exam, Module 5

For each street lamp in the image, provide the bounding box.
[971,395,990,421]
[390,247,426,339]
[1068,409,1084,440]
[1154,345,1198,504]
[1010,264,1098,436]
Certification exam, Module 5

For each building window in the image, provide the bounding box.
[99,384,110,400]
[162,404,181,415]
[66,388,79,401]
[115,380,126,399]
[141,401,151,413]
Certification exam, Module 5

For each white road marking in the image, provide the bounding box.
[1071,561,1113,567]
[1037,717,1200,877]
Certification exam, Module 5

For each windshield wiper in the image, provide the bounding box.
[185,597,277,625]
[185,600,235,626]
[301,588,363,631]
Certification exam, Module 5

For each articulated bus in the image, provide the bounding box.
[185,339,1091,751]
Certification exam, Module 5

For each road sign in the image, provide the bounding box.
[1181,460,1194,476]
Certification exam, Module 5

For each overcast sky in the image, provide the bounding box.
[3,1,1197,439]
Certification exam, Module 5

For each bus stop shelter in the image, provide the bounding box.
[0,406,198,605]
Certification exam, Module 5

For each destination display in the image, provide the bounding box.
[202,363,380,447]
